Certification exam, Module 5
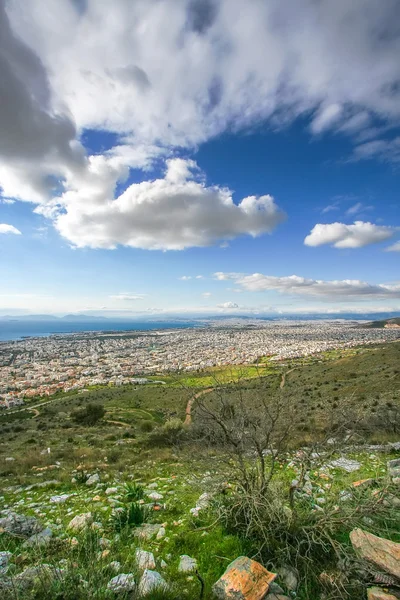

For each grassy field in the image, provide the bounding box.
[0,341,399,599]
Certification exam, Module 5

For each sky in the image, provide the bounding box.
[0,0,399,317]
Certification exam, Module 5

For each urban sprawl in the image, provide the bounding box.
[1,321,399,408]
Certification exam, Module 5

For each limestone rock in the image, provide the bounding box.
[134,523,163,540]
[147,491,163,501]
[135,549,156,571]
[367,587,398,600]
[330,458,361,473]
[178,555,198,572]
[0,512,43,538]
[388,458,400,478]
[278,566,298,592]
[107,573,136,594]
[68,512,93,532]
[212,556,276,600]
[23,527,53,548]
[350,528,400,579]
[86,473,100,486]
[138,569,168,595]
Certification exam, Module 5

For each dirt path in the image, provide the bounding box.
[184,388,214,426]
[280,367,296,389]
[106,419,131,427]
[27,408,40,418]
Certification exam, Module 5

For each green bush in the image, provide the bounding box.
[146,418,186,446]
[111,502,147,531]
[71,403,106,426]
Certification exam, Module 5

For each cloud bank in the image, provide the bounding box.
[214,272,400,301]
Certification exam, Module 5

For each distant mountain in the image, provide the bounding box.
[356,317,400,329]
[61,314,109,321]
[0,314,59,321]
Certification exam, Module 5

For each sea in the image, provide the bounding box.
[0,320,201,342]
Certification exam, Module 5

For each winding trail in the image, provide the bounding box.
[184,388,213,426]
[280,367,296,389]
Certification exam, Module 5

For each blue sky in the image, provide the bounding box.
[0,0,399,316]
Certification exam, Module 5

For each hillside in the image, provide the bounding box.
[357,317,400,329]
[0,341,399,599]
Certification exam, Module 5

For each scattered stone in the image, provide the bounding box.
[107,573,136,594]
[147,491,163,501]
[50,494,72,504]
[99,537,111,549]
[4,457,15,462]
[135,549,156,571]
[0,512,43,538]
[138,569,168,595]
[23,527,53,548]
[178,555,198,573]
[86,473,100,486]
[278,566,298,592]
[105,487,118,495]
[367,587,398,600]
[109,561,121,573]
[147,482,158,489]
[212,556,277,600]
[16,564,64,591]
[0,552,12,576]
[156,526,166,540]
[388,458,400,478]
[68,512,93,532]
[330,458,361,473]
[134,523,163,540]
[350,528,400,579]
[160,559,168,569]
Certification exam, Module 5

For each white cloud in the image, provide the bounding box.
[109,293,146,301]
[0,223,21,235]
[304,221,396,248]
[50,159,285,250]
[195,275,204,279]
[1,0,400,221]
[179,276,192,280]
[386,241,400,252]
[352,137,400,163]
[214,272,400,300]
[202,292,212,298]
[217,302,239,309]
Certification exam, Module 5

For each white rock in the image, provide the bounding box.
[135,549,156,571]
[138,570,168,595]
[86,474,100,486]
[156,526,166,540]
[147,491,163,501]
[105,487,118,495]
[330,458,361,473]
[50,494,71,504]
[109,561,121,573]
[178,555,198,572]
[107,573,135,594]
[68,513,93,532]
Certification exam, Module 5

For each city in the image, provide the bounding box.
[1,321,399,407]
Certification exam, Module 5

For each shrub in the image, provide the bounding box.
[146,418,186,446]
[111,502,147,531]
[123,482,144,502]
[72,403,106,426]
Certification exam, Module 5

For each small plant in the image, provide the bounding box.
[123,482,144,502]
[72,403,106,426]
[111,502,147,531]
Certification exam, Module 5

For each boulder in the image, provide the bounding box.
[68,512,93,532]
[178,555,198,572]
[50,494,72,504]
[107,573,135,594]
[367,587,398,600]
[23,527,53,548]
[330,458,361,473]
[350,529,400,579]
[278,566,298,592]
[212,556,276,600]
[134,523,163,540]
[138,569,168,595]
[0,512,43,538]
[86,473,100,486]
[105,487,118,495]
[388,458,400,478]
[15,564,64,591]
[135,549,156,571]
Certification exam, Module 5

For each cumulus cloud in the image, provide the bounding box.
[214,272,400,300]
[217,302,239,309]
[304,221,396,248]
[50,159,285,250]
[0,223,21,235]
[1,0,400,219]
